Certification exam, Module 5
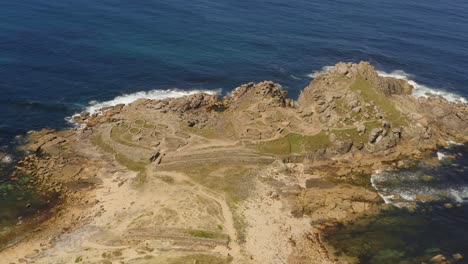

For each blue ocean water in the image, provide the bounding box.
[1,0,468,146]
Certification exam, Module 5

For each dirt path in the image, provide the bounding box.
[161,171,245,261]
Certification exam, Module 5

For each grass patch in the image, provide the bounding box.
[129,127,140,134]
[134,119,145,126]
[167,254,233,264]
[330,121,381,145]
[185,229,228,240]
[110,125,145,149]
[257,122,384,156]
[257,131,331,155]
[185,119,235,139]
[90,133,147,172]
[231,209,248,243]
[143,122,155,129]
[350,76,407,126]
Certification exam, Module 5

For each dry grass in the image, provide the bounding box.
[164,162,255,243]
[110,124,153,150]
[167,254,233,264]
[90,133,147,172]
[185,229,229,240]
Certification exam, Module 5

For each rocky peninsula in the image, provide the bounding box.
[1,62,467,264]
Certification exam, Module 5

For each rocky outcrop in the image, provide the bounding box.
[328,62,413,95]
[8,61,466,264]
[166,93,219,113]
[226,81,295,109]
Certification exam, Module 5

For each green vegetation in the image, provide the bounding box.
[129,127,140,134]
[167,254,233,264]
[90,133,147,172]
[257,131,331,155]
[185,119,235,139]
[143,122,155,129]
[134,119,145,126]
[110,125,152,150]
[331,120,379,142]
[232,210,248,243]
[185,229,228,240]
[350,76,407,126]
[257,120,382,156]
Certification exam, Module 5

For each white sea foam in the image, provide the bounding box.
[307,66,334,78]
[67,88,220,125]
[376,70,467,103]
[437,152,447,161]
[449,188,468,203]
[370,170,394,204]
[307,65,467,103]
[84,88,220,115]
[290,75,302,80]
[447,140,464,146]
[1,155,13,164]
[371,167,468,208]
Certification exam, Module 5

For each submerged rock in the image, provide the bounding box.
[453,253,463,261]
[429,254,446,263]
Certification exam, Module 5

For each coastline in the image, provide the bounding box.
[1,61,467,263]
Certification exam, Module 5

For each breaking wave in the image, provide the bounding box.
[307,66,334,78]
[371,144,468,208]
[376,70,467,103]
[66,88,220,125]
[1,155,13,164]
[371,169,468,208]
[84,88,220,115]
[307,65,467,103]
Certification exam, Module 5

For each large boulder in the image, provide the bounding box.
[226,81,290,108]
[167,93,219,113]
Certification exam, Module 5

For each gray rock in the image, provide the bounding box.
[333,140,353,154]
[356,123,366,135]
[369,128,382,143]
[352,106,362,113]
[335,63,349,76]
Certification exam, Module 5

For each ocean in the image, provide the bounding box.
[1,0,468,261]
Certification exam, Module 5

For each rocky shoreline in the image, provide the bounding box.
[1,61,467,263]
